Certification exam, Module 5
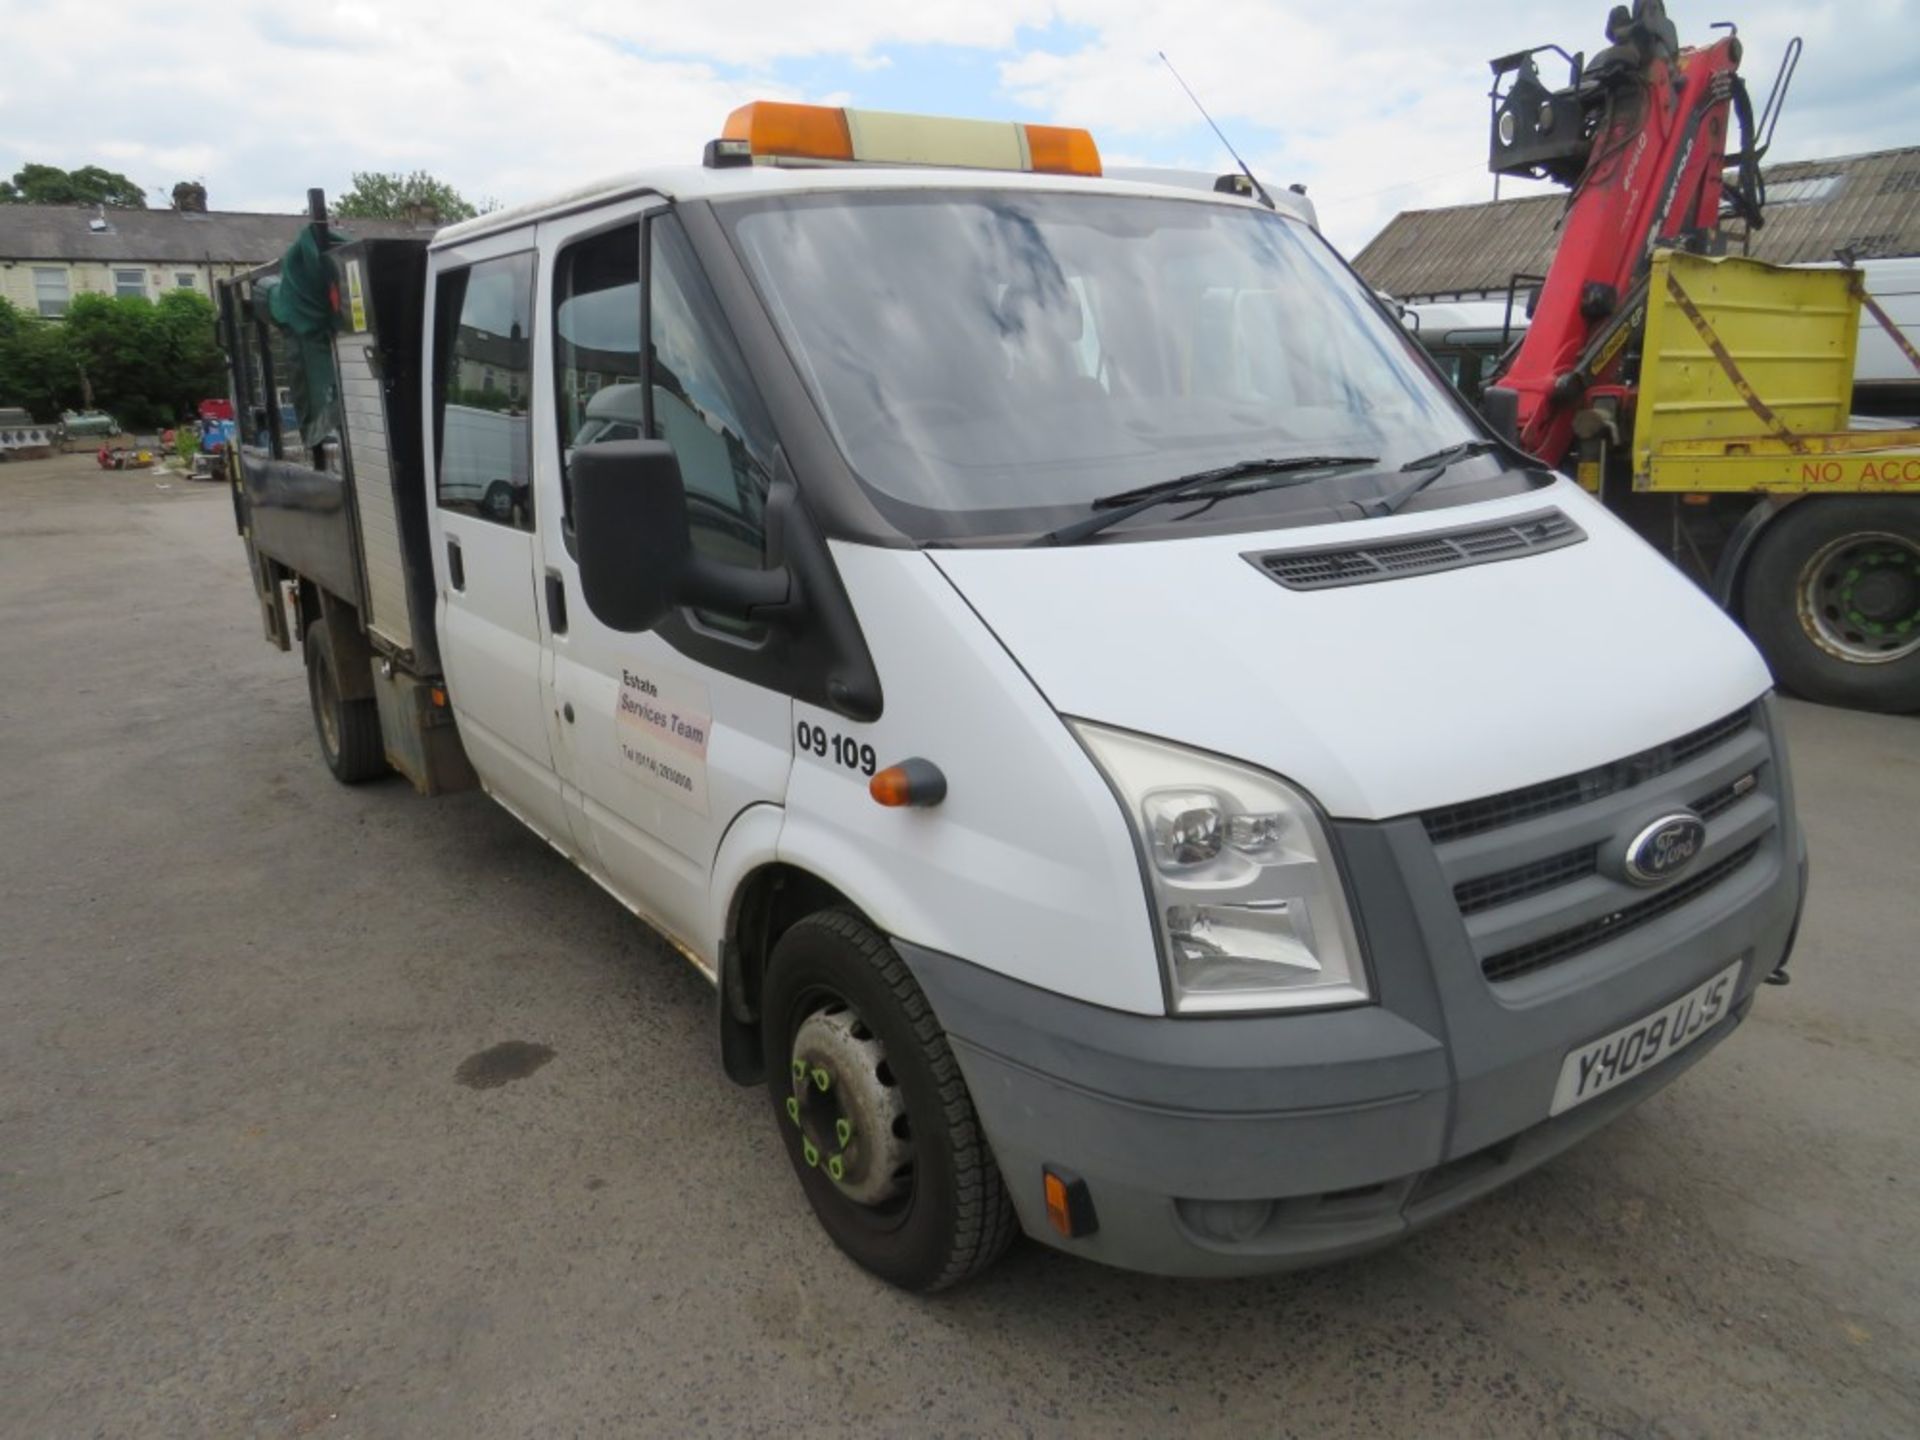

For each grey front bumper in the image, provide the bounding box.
[897,814,1805,1279]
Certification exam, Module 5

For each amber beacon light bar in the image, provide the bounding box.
[708,100,1103,177]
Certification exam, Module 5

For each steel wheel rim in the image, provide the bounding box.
[784,991,914,1218]
[1795,530,1920,665]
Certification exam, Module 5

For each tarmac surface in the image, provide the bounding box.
[2,453,1916,1438]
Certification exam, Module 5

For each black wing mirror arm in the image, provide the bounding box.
[680,554,791,620]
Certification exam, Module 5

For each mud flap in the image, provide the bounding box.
[368,665,478,797]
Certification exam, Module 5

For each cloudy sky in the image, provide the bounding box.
[1,0,1912,251]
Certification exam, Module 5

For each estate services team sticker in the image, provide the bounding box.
[616,666,711,815]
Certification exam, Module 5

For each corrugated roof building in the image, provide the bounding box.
[0,198,427,318]
[1354,145,1920,302]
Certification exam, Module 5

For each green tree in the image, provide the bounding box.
[0,298,80,420]
[57,290,226,429]
[0,162,147,207]
[334,169,490,224]
[63,294,156,422]
[150,289,228,414]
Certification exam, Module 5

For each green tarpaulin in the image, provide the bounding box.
[264,224,350,451]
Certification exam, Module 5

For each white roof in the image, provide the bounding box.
[1398,298,1527,341]
[433,161,1309,249]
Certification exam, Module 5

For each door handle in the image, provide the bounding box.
[446,537,465,591]
[545,569,568,636]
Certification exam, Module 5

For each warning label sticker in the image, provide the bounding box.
[615,666,711,815]
[344,259,368,333]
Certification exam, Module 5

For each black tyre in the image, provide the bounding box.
[762,910,1016,1292]
[1741,498,1920,714]
[303,622,388,783]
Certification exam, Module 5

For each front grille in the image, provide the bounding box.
[1480,841,1763,985]
[1454,844,1599,916]
[1423,706,1754,845]
[1445,760,1768,918]
[1251,508,1584,591]
[1692,769,1762,822]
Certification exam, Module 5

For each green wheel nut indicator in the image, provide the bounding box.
[811,1067,831,1092]
[791,1057,807,1080]
[835,1118,853,1147]
[802,1138,819,1168]
[785,1096,800,1124]
[826,1155,846,1181]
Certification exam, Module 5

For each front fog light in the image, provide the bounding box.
[1072,721,1370,1015]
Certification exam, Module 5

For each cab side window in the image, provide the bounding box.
[647,214,776,570]
[553,224,643,535]
[434,252,535,530]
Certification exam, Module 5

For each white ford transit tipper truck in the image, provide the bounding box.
[217,103,1808,1291]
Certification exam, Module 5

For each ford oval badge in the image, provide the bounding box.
[1623,812,1708,886]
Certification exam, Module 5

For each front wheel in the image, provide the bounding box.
[1741,498,1920,714]
[762,910,1016,1292]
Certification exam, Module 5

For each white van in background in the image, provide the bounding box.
[1846,256,1920,415]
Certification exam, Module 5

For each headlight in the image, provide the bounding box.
[1072,721,1370,1015]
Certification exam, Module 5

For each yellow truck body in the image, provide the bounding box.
[1635,250,1920,494]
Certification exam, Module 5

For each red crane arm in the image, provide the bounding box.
[1488,7,1745,467]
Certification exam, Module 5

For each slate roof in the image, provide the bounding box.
[1354,146,1920,301]
[0,203,430,265]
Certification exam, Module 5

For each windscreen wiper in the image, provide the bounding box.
[1359,439,1506,519]
[1029,455,1380,548]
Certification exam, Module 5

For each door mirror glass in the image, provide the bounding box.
[572,440,693,633]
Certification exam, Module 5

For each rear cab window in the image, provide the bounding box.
[434,252,535,530]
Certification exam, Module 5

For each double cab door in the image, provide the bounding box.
[425,204,794,964]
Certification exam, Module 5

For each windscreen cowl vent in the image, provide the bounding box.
[1248,508,1585,591]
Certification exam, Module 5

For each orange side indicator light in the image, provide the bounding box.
[1043,1167,1098,1239]
[869,758,948,809]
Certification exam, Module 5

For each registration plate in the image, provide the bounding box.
[1549,960,1743,1116]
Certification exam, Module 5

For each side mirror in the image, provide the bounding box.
[1481,386,1522,448]
[573,440,696,633]
[572,439,791,634]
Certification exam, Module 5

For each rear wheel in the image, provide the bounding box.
[303,621,387,783]
[762,910,1016,1292]
[1741,498,1920,714]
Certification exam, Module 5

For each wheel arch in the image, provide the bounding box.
[1710,493,1801,614]
[717,860,865,1086]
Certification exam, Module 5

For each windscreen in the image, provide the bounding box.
[727,190,1478,539]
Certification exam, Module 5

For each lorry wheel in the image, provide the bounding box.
[1742,498,1920,714]
[303,623,388,783]
[762,910,1016,1292]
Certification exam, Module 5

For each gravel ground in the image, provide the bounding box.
[2,453,1916,1438]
